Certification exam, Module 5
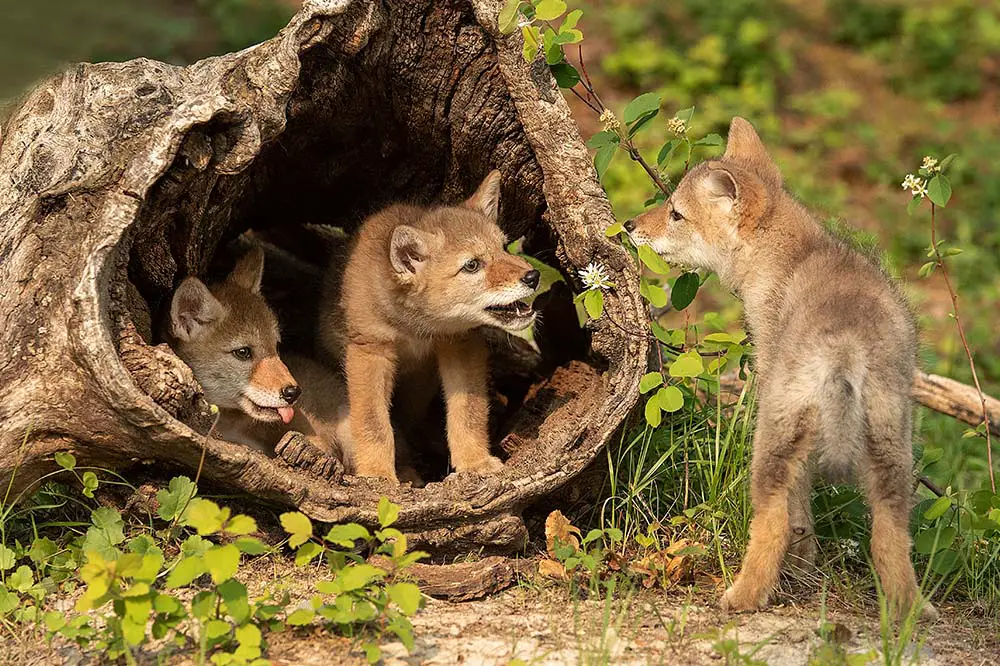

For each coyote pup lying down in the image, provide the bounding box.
[322,170,540,483]
[167,247,350,459]
[627,118,936,619]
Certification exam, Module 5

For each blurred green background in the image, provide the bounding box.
[1,0,996,489]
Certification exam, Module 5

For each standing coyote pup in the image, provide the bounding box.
[627,118,935,619]
[167,247,350,458]
[325,170,539,483]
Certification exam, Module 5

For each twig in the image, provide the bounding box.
[930,203,995,492]
[918,475,945,498]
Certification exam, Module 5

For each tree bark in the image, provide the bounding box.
[0,0,646,554]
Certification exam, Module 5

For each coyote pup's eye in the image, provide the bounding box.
[670,209,685,222]
[462,258,481,273]
[231,347,253,361]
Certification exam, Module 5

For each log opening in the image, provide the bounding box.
[0,0,648,554]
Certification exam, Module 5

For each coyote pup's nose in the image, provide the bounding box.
[280,385,301,404]
[623,218,636,232]
[521,269,540,289]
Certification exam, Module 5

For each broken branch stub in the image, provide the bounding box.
[0,0,647,554]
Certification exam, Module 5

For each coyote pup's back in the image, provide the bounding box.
[628,117,934,620]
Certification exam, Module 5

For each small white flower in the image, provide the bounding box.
[579,262,614,291]
[599,109,620,132]
[921,156,939,172]
[667,116,687,135]
[902,173,927,197]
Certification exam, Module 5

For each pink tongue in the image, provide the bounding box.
[277,406,295,424]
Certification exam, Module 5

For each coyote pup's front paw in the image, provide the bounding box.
[720,583,768,613]
[454,455,504,475]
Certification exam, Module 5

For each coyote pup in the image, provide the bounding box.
[324,171,539,483]
[168,247,350,458]
[627,118,935,619]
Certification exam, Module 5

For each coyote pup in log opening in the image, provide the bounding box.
[627,117,936,620]
[324,170,539,483]
[167,247,350,458]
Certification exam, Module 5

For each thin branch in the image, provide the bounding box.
[929,203,995,493]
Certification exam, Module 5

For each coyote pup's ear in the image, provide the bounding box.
[227,246,264,294]
[171,277,225,342]
[724,117,781,187]
[464,170,502,221]
[390,225,428,277]
[700,168,738,215]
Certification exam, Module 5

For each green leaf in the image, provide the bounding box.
[640,279,667,308]
[54,452,76,470]
[605,222,625,237]
[534,0,567,22]
[926,175,951,208]
[543,29,562,65]
[587,130,619,150]
[324,523,372,548]
[217,579,251,624]
[594,144,616,180]
[83,507,125,560]
[338,563,385,592]
[186,499,226,536]
[941,246,963,257]
[930,548,960,575]
[671,272,699,311]
[623,92,661,125]
[674,106,695,124]
[364,643,381,664]
[521,25,541,61]
[191,590,216,619]
[0,585,17,615]
[234,538,269,555]
[923,496,953,521]
[204,544,240,584]
[657,139,680,168]
[584,289,604,319]
[205,618,231,640]
[498,0,523,35]
[156,476,196,521]
[0,545,15,571]
[694,133,724,147]
[918,261,936,278]
[914,526,956,555]
[294,542,324,567]
[28,538,57,567]
[669,352,704,378]
[378,497,400,528]
[550,62,580,88]
[639,372,664,394]
[906,195,922,217]
[561,8,583,30]
[280,511,313,549]
[388,582,423,615]
[644,396,662,428]
[637,245,671,275]
[938,153,957,172]
[224,514,257,536]
[650,321,673,345]
[79,471,98,498]
[166,556,205,589]
[656,385,684,413]
[8,565,33,592]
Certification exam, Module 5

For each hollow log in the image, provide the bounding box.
[0,0,647,554]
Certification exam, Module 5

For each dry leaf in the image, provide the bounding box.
[538,558,569,581]
[544,510,580,558]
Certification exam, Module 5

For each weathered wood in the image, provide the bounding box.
[0,0,646,554]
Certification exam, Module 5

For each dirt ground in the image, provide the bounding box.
[6,558,997,666]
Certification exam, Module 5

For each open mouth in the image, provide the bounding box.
[242,397,295,424]
[484,300,536,330]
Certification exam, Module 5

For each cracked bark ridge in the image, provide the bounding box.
[0,0,647,554]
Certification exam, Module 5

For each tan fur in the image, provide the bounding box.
[320,171,538,483]
[628,118,936,620]
[165,248,350,461]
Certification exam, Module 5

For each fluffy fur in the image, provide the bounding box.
[628,117,936,620]
[318,171,540,483]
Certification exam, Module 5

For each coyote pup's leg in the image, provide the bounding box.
[436,335,503,475]
[785,463,818,576]
[345,342,399,482]
[862,399,938,620]
[722,407,817,612]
